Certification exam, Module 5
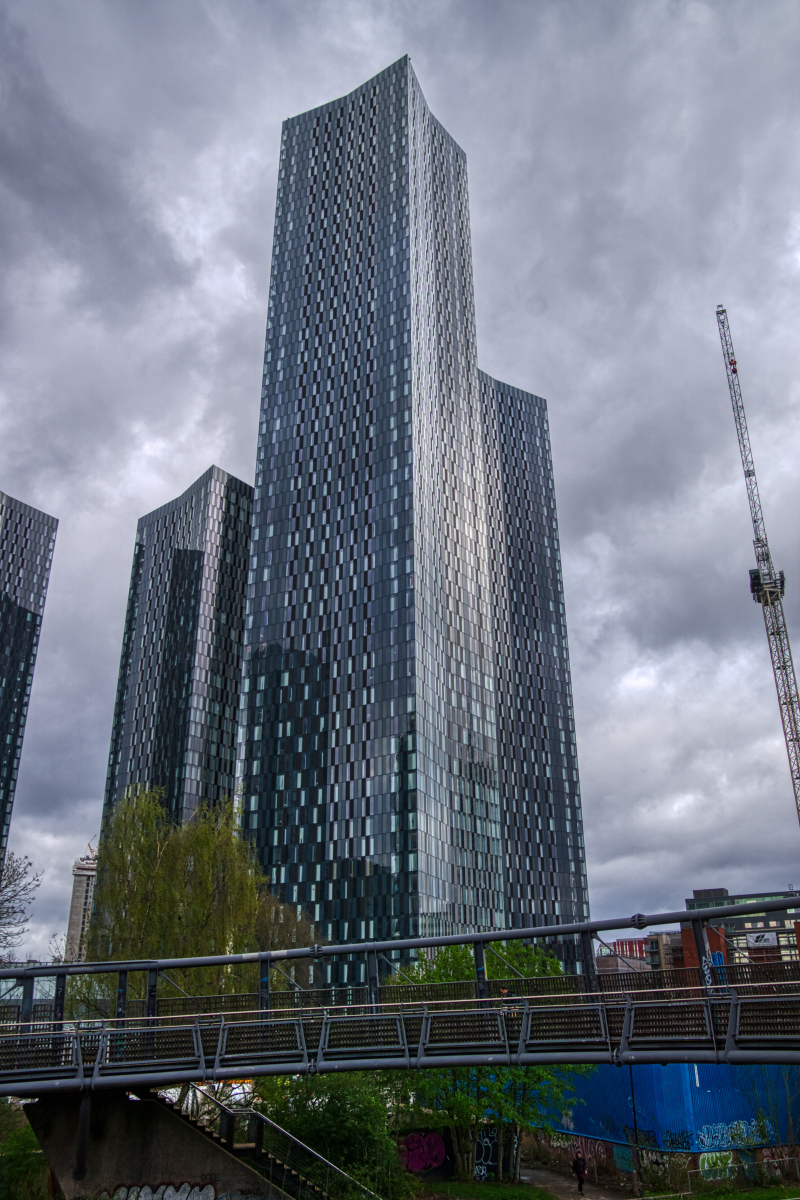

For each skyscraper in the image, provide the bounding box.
[0,490,57,867]
[239,57,588,970]
[65,848,97,962]
[104,466,253,824]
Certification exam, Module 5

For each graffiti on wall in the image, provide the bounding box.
[697,1120,775,1150]
[99,1187,237,1200]
[548,1131,691,1188]
[663,1130,692,1151]
[549,1133,608,1167]
[699,1151,737,1180]
[398,1131,447,1173]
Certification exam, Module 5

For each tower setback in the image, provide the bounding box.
[104,466,252,825]
[238,57,588,971]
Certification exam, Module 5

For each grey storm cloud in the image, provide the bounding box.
[1,0,799,955]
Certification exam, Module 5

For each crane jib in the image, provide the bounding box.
[716,305,800,829]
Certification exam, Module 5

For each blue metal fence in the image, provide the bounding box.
[560,1063,800,1153]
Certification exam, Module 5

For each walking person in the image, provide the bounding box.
[572,1149,588,1196]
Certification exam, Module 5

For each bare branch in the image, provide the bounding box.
[0,851,42,958]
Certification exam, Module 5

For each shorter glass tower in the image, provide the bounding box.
[481,373,588,958]
[0,490,57,866]
[103,466,253,824]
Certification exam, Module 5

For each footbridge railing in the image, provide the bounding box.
[0,895,799,1094]
[3,981,800,1095]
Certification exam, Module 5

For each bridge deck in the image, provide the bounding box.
[3,982,800,1096]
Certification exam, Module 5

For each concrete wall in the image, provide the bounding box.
[25,1091,278,1200]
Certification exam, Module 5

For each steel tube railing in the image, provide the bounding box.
[3,977,800,1095]
[0,895,797,981]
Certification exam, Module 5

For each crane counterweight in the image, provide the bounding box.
[716,305,800,830]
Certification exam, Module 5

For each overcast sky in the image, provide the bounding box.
[2,0,800,958]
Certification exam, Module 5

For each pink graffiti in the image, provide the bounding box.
[399,1131,447,1173]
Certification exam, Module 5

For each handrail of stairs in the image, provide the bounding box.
[177,1082,384,1200]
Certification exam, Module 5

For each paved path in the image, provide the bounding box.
[521,1163,632,1200]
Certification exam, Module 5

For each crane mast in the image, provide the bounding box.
[716,305,800,829]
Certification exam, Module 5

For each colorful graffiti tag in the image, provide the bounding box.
[699,1151,737,1180]
[697,1120,775,1150]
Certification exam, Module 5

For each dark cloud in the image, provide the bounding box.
[2,0,800,951]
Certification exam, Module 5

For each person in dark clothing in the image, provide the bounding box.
[572,1150,588,1195]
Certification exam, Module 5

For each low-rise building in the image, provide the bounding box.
[685,886,800,964]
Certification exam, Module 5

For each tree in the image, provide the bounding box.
[386,943,585,1181]
[392,939,562,985]
[254,1073,417,1200]
[83,789,320,1009]
[0,852,41,960]
[484,938,564,981]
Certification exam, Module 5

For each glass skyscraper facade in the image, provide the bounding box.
[239,56,588,970]
[480,374,587,940]
[104,466,253,825]
[0,490,57,866]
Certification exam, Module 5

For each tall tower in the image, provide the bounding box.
[65,849,97,962]
[0,490,57,867]
[480,375,587,932]
[104,466,252,824]
[239,57,587,970]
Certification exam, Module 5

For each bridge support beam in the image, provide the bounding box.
[25,1090,275,1200]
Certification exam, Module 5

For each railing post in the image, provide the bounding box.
[115,970,128,1020]
[473,941,489,1000]
[580,930,598,993]
[220,1109,235,1150]
[258,953,270,1015]
[53,972,67,1029]
[692,919,711,987]
[147,968,158,1019]
[367,950,379,1012]
[20,974,34,1032]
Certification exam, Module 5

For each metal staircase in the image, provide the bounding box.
[155,1084,383,1200]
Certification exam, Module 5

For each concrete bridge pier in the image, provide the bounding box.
[25,1089,276,1199]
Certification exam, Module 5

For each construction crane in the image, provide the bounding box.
[716,304,800,829]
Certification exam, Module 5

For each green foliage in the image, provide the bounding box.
[78,789,319,1014]
[382,942,577,1180]
[401,943,477,984]
[0,1104,48,1200]
[389,1060,583,1183]
[395,941,562,985]
[484,940,563,980]
[255,1073,418,1200]
[428,1184,555,1200]
[88,791,258,962]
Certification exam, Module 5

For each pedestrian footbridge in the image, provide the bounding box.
[2,895,800,1096]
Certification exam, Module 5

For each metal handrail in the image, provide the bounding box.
[1,895,798,980]
[185,1084,384,1200]
[2,982,800,1096]
[3,972,800,1034]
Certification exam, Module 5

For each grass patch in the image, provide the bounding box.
[422,1183,557,1200]
[685,1190,800,1200]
